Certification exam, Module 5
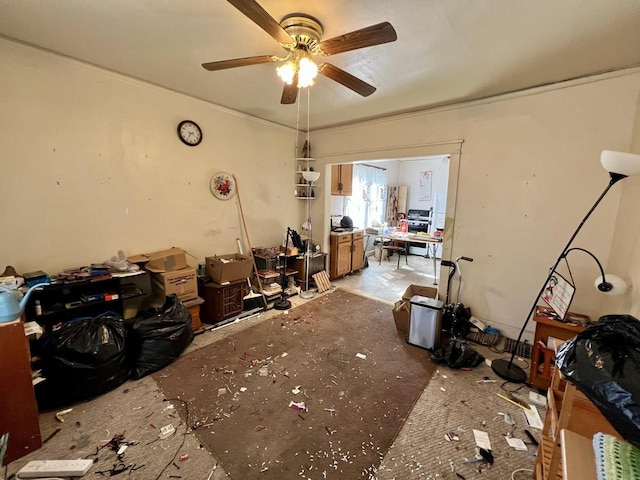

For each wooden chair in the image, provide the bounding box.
[380,240,408,268]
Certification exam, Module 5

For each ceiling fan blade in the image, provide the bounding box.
[281,74,299,104]
[202,55,276,71]
[227,0,295,46]
[319,63,376,97]
[319,22,397,55]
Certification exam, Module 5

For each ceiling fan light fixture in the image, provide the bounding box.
[276,60,296,85]
[297,56,318,88]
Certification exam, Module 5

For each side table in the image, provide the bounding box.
[528,306,588,390]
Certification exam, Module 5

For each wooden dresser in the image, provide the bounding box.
[0,319,41,465]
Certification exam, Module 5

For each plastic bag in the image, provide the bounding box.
[40,312,129,406]
[129,294,193,379]
[556,314,640,446]
[431,339,485,369]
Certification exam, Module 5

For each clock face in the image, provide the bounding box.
[177,120,202,146]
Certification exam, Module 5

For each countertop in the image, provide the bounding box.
[329,228,364,236]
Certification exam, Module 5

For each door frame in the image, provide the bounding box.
[316,140,463,289]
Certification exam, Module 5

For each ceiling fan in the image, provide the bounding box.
[201,0,397,104]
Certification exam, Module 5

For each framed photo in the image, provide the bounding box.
[542,271,575,319]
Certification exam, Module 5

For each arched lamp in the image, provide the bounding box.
[491,150,640,383]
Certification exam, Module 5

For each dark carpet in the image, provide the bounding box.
[154,289,436,479]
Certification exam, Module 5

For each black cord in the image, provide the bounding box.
[153,398,190,480]
[500,381,527,393]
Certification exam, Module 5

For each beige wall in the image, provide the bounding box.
[313,70,640,340]
[3,38,639,341]
[0,39,302,274]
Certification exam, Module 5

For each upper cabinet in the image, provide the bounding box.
[330,164,353,196]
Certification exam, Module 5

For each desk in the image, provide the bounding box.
[375,233,442,285]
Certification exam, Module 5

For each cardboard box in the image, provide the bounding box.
[129,247,187,273]
[151,266,198,302]
[393,300,410,332]
[402,284,438,303]
[395,284,438,331]
[205,254,253,284]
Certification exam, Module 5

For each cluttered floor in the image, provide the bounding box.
[5,255,540,480]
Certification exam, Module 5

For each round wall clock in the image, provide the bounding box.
[177,120,203,146]
[210,172,236,200]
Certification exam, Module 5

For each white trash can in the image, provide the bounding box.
[408,295,444,350]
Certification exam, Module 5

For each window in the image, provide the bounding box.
[345,164,388,228]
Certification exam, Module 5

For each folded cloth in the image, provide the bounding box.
[593,432,640,480]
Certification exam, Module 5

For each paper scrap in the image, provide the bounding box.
[473,429,492,451]
[240,387,247,392]
[289,400,308,412]
[24,321,43,336]
[292,385,301,395]
[217,388,227,396]
[356,353,367,360]
[523,404,543,430]
[505,436,528,451]
[528,391,547,407]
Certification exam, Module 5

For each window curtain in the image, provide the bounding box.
[346,164,388,228]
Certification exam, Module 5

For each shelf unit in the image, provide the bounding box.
[24,271,150,331]
[255,253,299,299]
[535,347,621,479]
[295,157,318,199]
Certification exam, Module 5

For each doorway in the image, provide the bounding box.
[324,152,457,303]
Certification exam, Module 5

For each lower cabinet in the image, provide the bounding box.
[330,232,364,279]
[199,279,246,325]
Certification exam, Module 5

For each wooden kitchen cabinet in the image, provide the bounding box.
[529,306,588,391]
[330,231,364,279]
[330,164,353,196]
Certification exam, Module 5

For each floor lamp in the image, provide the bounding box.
[299,170,321,300]
[491,150,640,383]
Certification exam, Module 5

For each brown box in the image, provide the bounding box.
[151,266,198,302]
[398,284,439,331]
[393,300,410,332]
[129,247,187,273]
[205,254,253,284]
[402,284,438,303]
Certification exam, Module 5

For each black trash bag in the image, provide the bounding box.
[442,304,473,338]
[129,294,193,379]
[40,312,129,407]
[556,314,640,446]
[431,338,485,369]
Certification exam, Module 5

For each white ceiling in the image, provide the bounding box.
[1,0,640,130]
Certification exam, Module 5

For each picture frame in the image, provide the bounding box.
[541,270,575,319]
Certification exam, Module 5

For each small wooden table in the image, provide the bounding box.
[529,306,588,390]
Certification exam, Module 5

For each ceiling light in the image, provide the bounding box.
[276,51,318,89]
[276,60,296,85]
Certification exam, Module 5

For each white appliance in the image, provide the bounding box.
[408,295,444,350]
[432,192,447,258]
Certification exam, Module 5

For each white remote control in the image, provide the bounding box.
[17,459,93,478]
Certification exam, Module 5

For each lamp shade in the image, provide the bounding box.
[594,274,628,295]
[302,171,320,182]
[601,150,640,177]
